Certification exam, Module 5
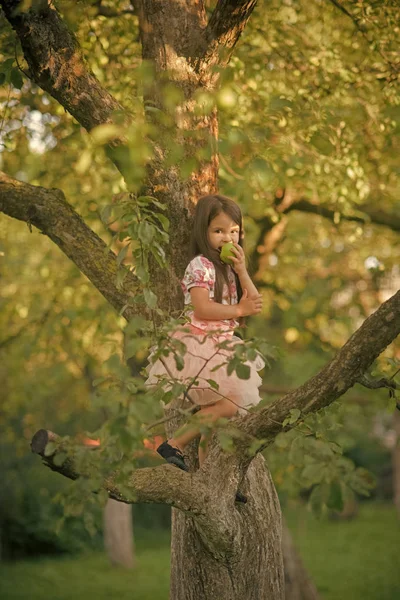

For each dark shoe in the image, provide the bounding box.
[157,441,189,472]
[235,491,248,503]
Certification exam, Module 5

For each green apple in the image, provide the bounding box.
[220,242,235,265]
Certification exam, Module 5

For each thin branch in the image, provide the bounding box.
[327,0,367,32]
[326,0,399,80]
[356,374,397,391]
[0,307,52,350]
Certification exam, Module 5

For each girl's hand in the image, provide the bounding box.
[237,289,263,317]
[230,243,247,275]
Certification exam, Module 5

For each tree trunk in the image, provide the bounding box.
[282,520,320,600]
[163,397,284,599]
[103,499,135,568]
[170,453,284,599]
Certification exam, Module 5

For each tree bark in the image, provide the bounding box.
[103,499,135,569]
[282,520,320,600]
[170,454,284,600]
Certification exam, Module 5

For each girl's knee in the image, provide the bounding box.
[220,397,239,418]
[200,399,238,419]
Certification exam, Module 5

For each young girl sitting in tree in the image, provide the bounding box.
[145,194,264,472]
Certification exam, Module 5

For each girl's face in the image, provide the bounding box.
[207,211,240,252]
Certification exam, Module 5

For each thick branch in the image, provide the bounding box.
[30,429,205,510]
[0,171,140,318]
[195,0,258,76]
[239,289,400,443]
[1,0,124,132]
[31,428,242,560]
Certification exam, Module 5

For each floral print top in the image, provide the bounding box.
[181,255,239,332]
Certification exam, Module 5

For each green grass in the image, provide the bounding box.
[284,502,400,600]
[0,529,171,600]
[0,504,399,600]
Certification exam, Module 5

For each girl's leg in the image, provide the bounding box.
[169,398,238,464]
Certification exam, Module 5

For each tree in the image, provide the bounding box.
[103,498,135,568]
[1,1,399,598]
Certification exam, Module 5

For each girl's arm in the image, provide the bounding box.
[190,287,262,320]
[236,269,259,299]
[230,243,260,299]
[191,288,240,320]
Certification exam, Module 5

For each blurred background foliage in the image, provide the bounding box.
[0,1,399,590]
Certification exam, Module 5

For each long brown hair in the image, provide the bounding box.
[189,195,244,304]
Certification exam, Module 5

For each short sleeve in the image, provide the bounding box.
[181,255,215,302]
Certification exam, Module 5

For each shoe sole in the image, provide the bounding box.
[165,456,189,471]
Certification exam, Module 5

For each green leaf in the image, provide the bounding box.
[143,288,157,309]
[274,433,288,449]
[310,132,335,156]
[150,246,166,268]
[154,212,170,232]
[136,263,150,283]
[125,315,149,334]
[301,463,323,484]
[328,441,343,454]
[206,378,219,390]
[327,480,344,512]
[282,408,301,427]
[217,431,234,452]
[137,196,167,211]
[100,204,113,225]
[117,244,130,266]
[246,348,257,361]
[236,363,250,380]
[93,377,110,387]
[309,483,329,518]
[227,357,239,376]
[289,408,301,424]
[53,452,68,467]
[1,58,14,73]
[138,220,155,245]
[115,266,129,289]
[247,438,268,456]
[174,354,184,371]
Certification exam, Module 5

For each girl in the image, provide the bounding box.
[145,194,264,472]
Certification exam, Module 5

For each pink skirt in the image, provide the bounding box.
[144,324,265,415]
